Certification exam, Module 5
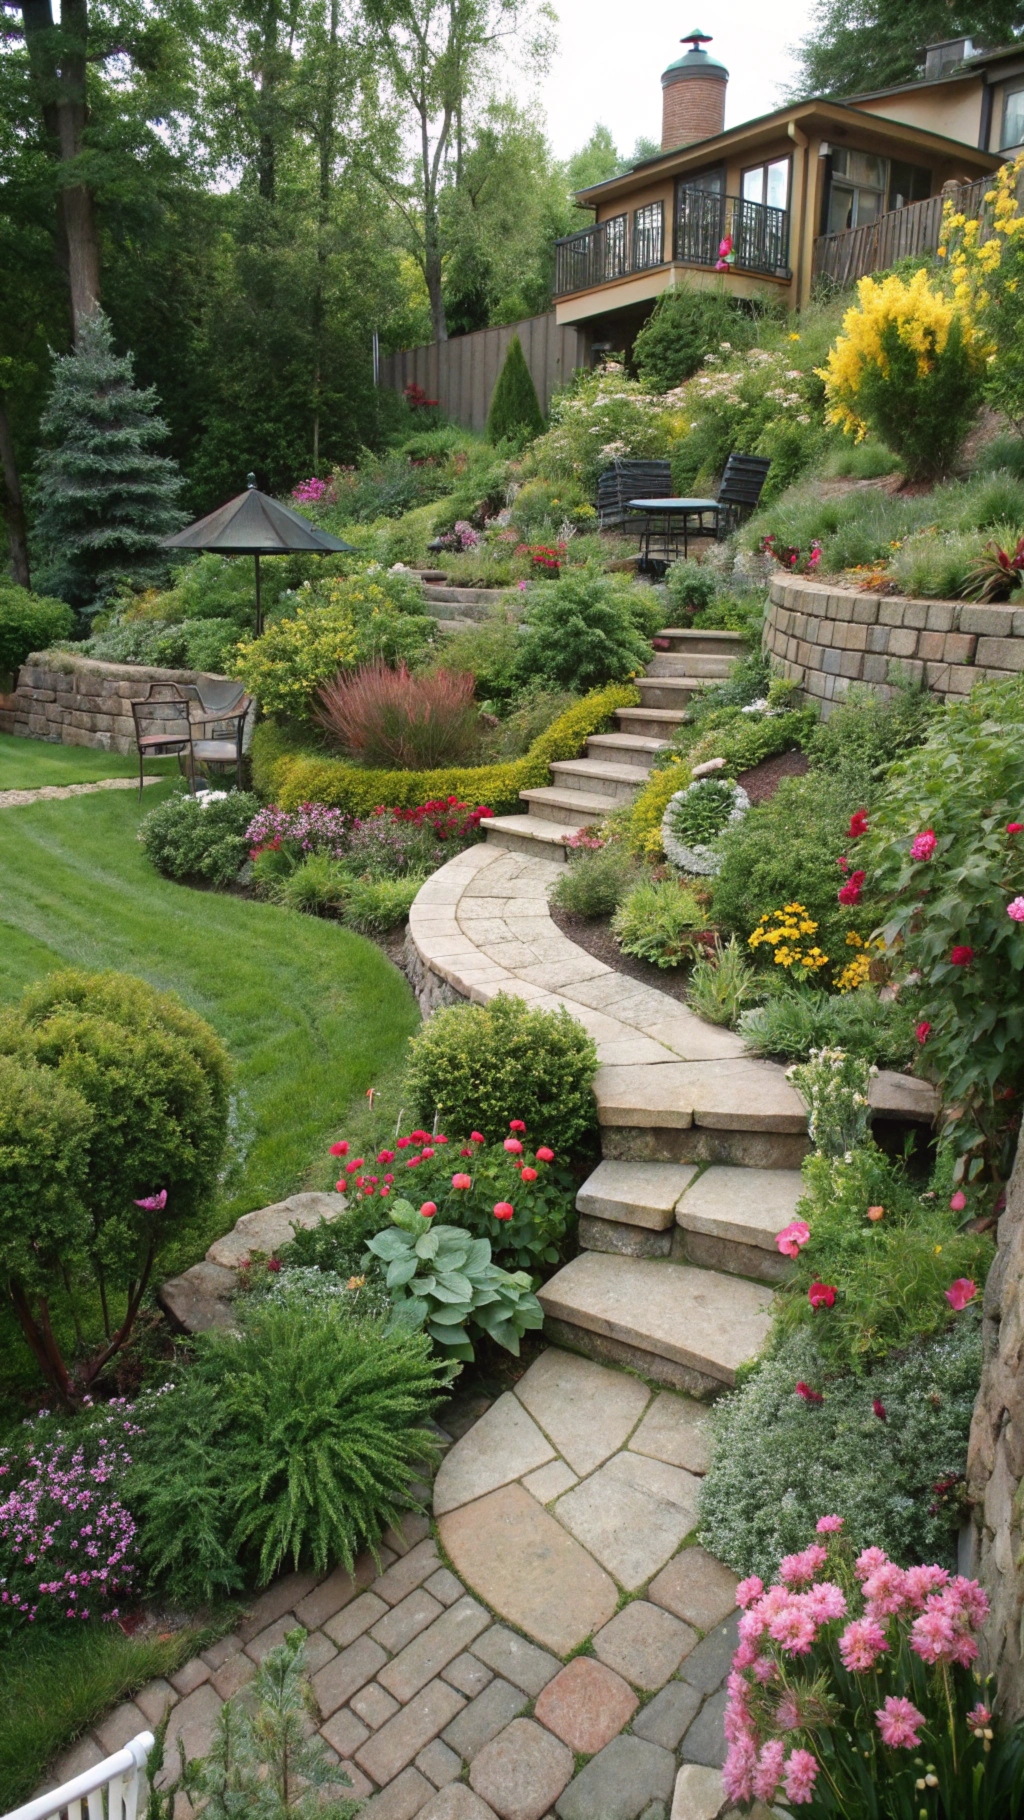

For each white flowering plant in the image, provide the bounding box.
[525,366,688,490]
[673,346,824,501]
[787,1046,875,1158]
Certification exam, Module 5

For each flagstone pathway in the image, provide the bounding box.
[0,775,163,809]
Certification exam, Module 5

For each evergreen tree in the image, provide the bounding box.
[487,333,544,443]
[793,0,1024,98]
[33,312,185,614]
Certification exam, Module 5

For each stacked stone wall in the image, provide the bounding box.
[764,575,1024,716]
[0,651,228,753]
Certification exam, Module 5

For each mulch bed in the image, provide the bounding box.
[548,903,691,1003]
[735,748,809,803]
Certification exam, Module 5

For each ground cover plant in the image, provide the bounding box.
[365,1200,542,1363]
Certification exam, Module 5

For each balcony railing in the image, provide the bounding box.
[812,175,991,288]
[554,192,789,297]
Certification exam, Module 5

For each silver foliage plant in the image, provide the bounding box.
[661,777,749,876]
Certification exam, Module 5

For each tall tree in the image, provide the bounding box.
[793,0,1024,98]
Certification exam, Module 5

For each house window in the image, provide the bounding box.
[1002,88,1024,149]
[632,202,664,271]
[827,148,888,234]
[888,160,931,210]
[679,166,724,197]
[741,158,790,211]
[603,213,628,279]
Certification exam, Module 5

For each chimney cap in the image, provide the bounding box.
[663,27,729,86]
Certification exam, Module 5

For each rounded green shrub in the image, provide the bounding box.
[633,286,752,389]
[612,878,707,969]
[512,573,653,693]
[139,788,261,886]
[405,992,598,1153]
[0,586,75,677]
[550,844,640,920]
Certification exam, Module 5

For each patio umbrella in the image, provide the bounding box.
[162,473,356,634]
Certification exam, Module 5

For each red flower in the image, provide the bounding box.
[435,1135,449,1145]
[397,1137,411,1149]
[837,855,850,873]
[848,810,869,839]
[470,1131,485,1143]
[873,1398,887,1421]
[915,1021,932,1045]
[452,1173,472,1190]
[838,869,866,905]
[421,1146,435,1158]
[330,1141,349,1157]
[420,1202,437,1219]
[504,1138,523,1154]
[1008,823,1024,834]
[535,1146,555,1163]
[460,1146,473,1156]
[406,1156,421,1168]
[493,1201,514,1221]
[950,946,974,966]
[509,1119,527,1133]
[521,1166,538,1182]
[266,1257,282,1272]
[945,1277,977,1311]
[377,1149,395,1163]
[383,1173,394,1184]
[411,1129,430,1142]
[795,1381,824,1404]
[808,1281,837,1309]
[345,1158,363,1173]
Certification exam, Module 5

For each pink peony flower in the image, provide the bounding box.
[779,1544,828,1587]
[520,1166,538,1182]
[910,830,937,860]
[950,1189,967,1211]
[946,1277,976,1310]
[1009,897,1024,921]
[909,1605,956,1664]
[808,1280,837,1309]
[470,1131,485,1143]
[902,1564,950,1607]
[751,1654,776,1682]
[509,1119,527,1132]
[1008,823,1024,835]
[133,1189,167,1211]
[731,1638,761,1669]
[805,1580,847,1623]
[419,1202,437,1219]
[493,1202,514,1221]
[452,1173,472,1190]
[816,1514,844,1533]
[776,1692,801,1731]
[861,1561,909,1615]
[915,1020,932,1045]
[767,1603,818,1654]
[535,1145,554,1162]
[776,1219,811,1259]
[783,1749,818,1805]
[967,1703,993,1734]
[876,1694,925,1749]
[330,1141,349,1156]
[838,869,866,905]
[503,1138,523,1154]
[856,1546,888,1580]
[754,1741,786,1802]
[839,1616,889,1671]
[736,1575,764,1608]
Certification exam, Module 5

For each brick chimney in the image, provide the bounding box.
[662,28,728,152]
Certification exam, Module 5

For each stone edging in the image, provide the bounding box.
[765,572,1024,714]
[2,650,235,754]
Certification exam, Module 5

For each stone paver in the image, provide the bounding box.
[379,1597,490,1703]
[373,1537,443,1605]
[295,1562,367,1631]
[594,1601,697,1690]
[441,1678,528,1760]
[312,1634,388,1716]
[632,1682,703,1751]
[426,1568,466,1606]
[417,1739,462,1787]
[433,1394,555,1514]
[674,1165,802,1250]
[245,1614,298,1663]
[470,1626,560,1697]
[170,1655,212,1696]
[555,1736,676,1820]
[439,1485,617,1655]
[211,1649,259,1699]
[444,1652,494,1696]
[361,1766,435,1818]
[236,1568,323,1642]
[554,1453,700,1589]
[324,1590,389,1647]
[356,1678,466,1784]
[513,1349,650,1476]
[533,1657,638,1754]
[94,1701,149,1757]
[629,1393,714,1475]
[648,1549,738,1633]
[0,775,163,810]
[680,1690,728,1768]
[156,1685,225,1788]
[420,1786,500,1820]
[522,1460,577,1504]
[670,1764,727,1820]
[320,1706,370,1757]
[679,1616,740,1695]
[372,1588,444,1653]
[470,1718,574,1820]
[577,1159,698,1230]
[133,1678,177,1726]
[352,1682,402,1729]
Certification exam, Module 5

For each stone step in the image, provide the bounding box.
[636,677,712,710]
[574,1158,802,1283]
[549,757,650,804]
[594,1058,809,1172]
[483,814,577,861]
[538,1251,774,1396]
[421,584,515,622]
[518,785,615,824]
[646,654,734,679]
[614,706,690,741]
[656,628,746,652]
[586,732,669,767]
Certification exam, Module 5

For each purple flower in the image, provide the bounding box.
[133,1189,167,1211]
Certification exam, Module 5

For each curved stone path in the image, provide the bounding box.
[0,775,164,809]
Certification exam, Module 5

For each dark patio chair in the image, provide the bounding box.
[628,453,773,573]
[128,683,196,800]
[179,681,253,791]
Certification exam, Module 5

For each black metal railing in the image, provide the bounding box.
[554,193,789,297]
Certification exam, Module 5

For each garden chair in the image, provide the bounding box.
[628,453,773,571]
[597,459,673,530]
[178,680,253,791]
[129,683,197,800]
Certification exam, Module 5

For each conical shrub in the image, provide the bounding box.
[487,333,544,444]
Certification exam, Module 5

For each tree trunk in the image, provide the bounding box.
[0,390,31,589]
[420,104,448,343]
[18,0,101,337]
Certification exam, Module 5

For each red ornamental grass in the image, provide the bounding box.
[317,661,481,770]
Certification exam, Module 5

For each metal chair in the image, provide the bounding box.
[128,683,195,800]
[179,681,253,790]
[628,453,773,573]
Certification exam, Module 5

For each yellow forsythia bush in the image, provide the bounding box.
[941,153,1024,432]
[816,269,986,481]
[232,575,435,715]
[250,683,641,816]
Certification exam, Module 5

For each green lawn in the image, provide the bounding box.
[0,731,178,791]
[0,781,421,1375]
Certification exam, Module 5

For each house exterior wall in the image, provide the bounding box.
[852,80,984,150]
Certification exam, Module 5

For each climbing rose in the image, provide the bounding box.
[1008,897,1024,921]
[776,1220,810,1259]
[915,1021,931,1044]
[848,809,869,838]
[949,1190,967,1212]
[419,1202,437,1219]
[452,1173,472,1190]
[837,869,865,905]
[808,1281,837,1309]
[950,945,974,965]
[910,830,937,860]
[875,1695,924,1749]
[330,1141,349,1156]
[535,1146,554,1162]
[521,1166,538,1182]
[493,1202,514,1220]
[782,1749,818,1805]
[945,1277,976,1310]
[795,1381,824,1404]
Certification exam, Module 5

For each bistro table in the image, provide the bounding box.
[627,496,720,567]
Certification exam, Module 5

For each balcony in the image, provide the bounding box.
[554,193,790,299]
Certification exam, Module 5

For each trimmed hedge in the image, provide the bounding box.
[250,683,641,814]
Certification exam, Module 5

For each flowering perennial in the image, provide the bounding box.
[748,904,829,976]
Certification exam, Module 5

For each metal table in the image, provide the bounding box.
[627,497,720,566]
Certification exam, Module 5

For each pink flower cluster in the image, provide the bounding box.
[0,1405,141,1629]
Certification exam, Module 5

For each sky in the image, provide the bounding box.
[533,0,817,161]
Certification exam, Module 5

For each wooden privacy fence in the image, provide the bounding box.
[378,312,589,435]
[812,174,993,289]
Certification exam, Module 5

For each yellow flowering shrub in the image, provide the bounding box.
[942,154,1024,431]
[834,930,887,994]
[816,269,986,481]
[232,577,435,716]
[748,903,829,976]
[622,757,693,857]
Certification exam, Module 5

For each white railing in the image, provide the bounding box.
[3,1732,154,1820]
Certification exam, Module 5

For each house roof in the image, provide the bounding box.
[574,97,1000,205]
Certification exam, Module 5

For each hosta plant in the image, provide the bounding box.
[365,1199,543,1361]
[722,1518,1024,1818]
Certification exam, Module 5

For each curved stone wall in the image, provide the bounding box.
[764,574,1024,715]
[1,650,231,753]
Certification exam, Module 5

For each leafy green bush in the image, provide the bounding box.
[0,586,75,677]
[739,983,919,1067]
[232,573,436,716]
[695,707,816,777]
[406,992,598,1153]
[697,1321,982,1578]
[0,969,229,1399]
[550,843,640,919]
[487,334,545,444]
[665,560,718,617]
[633,286,752,388]
[344,874,424,932]
[527,366,686,491]
[480,689,578,758]
[139,788,260,887]
[804,682,936,777]
[686,936,759,1026]
[128,1300,448,1603]
[366,1201,543,1362]
[866,676,1024,1177]
[512,572,653,693]
[772,1144,992,1372]
[612,878,707,968]
[436,615,524,712]
[672,347,825,503]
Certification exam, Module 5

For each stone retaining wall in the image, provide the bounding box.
[0,650,230,753]
[764,574,1024,715]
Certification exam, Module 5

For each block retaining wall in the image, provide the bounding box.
[764,574,1024,715]
[0,651,229,754]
